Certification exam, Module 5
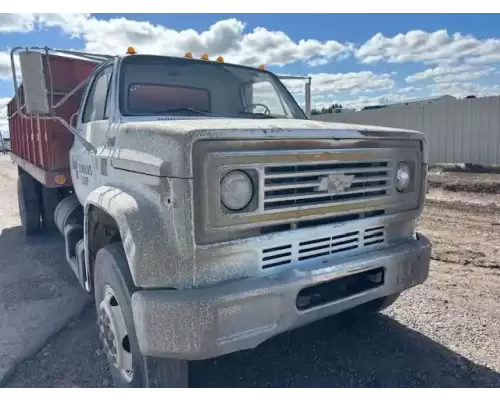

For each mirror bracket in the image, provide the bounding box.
[10,47,112,154]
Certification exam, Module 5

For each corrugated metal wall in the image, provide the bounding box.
[311,96,500,165]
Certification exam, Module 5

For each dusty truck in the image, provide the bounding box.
[7,46,431,388]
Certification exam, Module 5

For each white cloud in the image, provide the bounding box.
[406,65,470,82]
[396,86,422,93]
[434,68,494,83]
[466,53,500,65]
[283,71,394,96]
[0,52,12,80]
[4,16,500,71]
[356,29,500,65]
[0,14,350,70]
[0,98,10,137]
[0,13,36,33]
[308,58,329,67]
[406,64,494,83]
[37,13,91,37]
[0,98,8,110]
[35,15,350,67]
[0,50,23,84]
[429,82,500,98]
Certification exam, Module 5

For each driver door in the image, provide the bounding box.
[70,65,113,205]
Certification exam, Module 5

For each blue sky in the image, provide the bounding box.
[1,13,500,135]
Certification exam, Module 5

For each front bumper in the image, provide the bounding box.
[132,233,431,360]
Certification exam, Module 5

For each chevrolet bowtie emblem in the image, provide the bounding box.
[318,173,355,194]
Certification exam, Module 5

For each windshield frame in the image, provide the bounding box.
[117,54,308,120]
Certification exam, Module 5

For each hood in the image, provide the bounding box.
[118,117,424,139]
[111,117,427,178]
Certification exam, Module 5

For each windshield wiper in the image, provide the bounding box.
[155,108,215,116]
[152,108,278,119]
[239,111,277,119]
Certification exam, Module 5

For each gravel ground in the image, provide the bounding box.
[2,156,500,387]
[428,168,500,194]
[0,155,90,385]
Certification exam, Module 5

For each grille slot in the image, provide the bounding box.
[262,244,292,269]
[298,230,360,261]
[261,226,386,269]
[364,226,385,246]
[263,161,391,211]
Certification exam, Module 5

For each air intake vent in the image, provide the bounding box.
[261,226,386,270]
[262,244,293,269]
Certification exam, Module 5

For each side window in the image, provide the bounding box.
[104,81,113,119]
[246,81,291,117]
[82,67,112,123]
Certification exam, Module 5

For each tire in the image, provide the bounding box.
[93,243,189,388]
[17,172,41,235]
[40,187,60,232]
[354,293,401,313]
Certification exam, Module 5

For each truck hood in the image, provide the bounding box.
[118,117,424,138]
[111,117,427,178]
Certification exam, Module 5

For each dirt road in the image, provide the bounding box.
[0,155,90,385]
[1,157,499,387]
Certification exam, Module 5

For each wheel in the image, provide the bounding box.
[17,172,41,235]
[93,243,188,388]
[354,293,401,313]
[40,187,60,232]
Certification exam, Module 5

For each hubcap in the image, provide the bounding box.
[97,285,134,382]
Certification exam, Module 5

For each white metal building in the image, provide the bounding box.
[311,95,500,166]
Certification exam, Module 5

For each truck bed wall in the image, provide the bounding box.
[7,54,97,187]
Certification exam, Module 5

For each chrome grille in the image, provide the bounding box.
[261,226,386,269]
[263,161,391,211]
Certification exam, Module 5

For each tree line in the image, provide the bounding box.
[310,103,391,114]
[310,103,343,115]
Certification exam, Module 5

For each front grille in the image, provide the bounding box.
[261,226,386,269]
[263,161,391,211]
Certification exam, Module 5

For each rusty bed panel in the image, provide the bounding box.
[7,54,97,186]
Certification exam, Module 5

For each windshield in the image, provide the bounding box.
[118,55,306,119]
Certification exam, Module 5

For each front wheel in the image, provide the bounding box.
[93,243,188,388]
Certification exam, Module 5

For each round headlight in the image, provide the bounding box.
[221,171,254,211]
[395,162,411,192]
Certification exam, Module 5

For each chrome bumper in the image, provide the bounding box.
[132,233,431,360]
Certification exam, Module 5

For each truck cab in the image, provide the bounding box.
[8,47,431,388]
[70,51,308,208]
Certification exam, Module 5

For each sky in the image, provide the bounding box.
[1,13,500,136]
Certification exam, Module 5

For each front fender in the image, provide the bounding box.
[84,179,196,289]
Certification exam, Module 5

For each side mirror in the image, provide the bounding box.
[18,51,50,115]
